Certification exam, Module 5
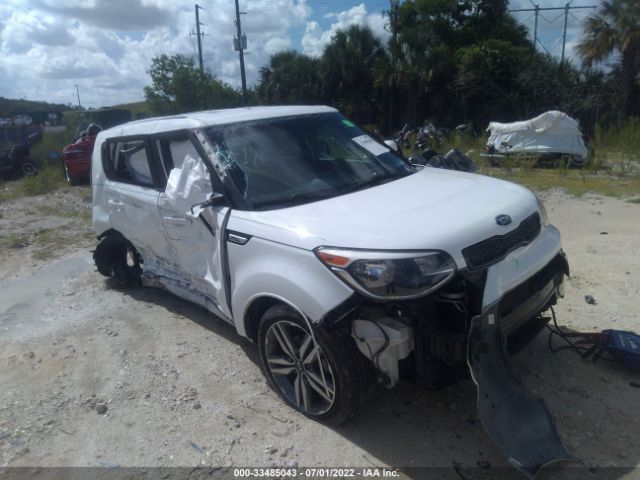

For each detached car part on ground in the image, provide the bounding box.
[484,111,588,168]
[91,106,571,477]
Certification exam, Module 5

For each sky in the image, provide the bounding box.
[0,0,601,108]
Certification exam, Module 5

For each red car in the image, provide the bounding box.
[62,124,101,185]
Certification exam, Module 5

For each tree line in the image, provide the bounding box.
[144,0,639,136]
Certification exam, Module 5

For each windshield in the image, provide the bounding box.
[204,112,413,210]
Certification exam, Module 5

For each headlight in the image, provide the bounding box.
[315,248,456,300]
[535,194,549,226]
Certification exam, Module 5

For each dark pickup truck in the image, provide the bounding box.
[0,144,38,178]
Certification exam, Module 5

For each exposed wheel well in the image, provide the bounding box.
[96,228,124,242]
[93,229,142,286]
[244,296,294,342]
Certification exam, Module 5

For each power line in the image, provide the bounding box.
[509,2,597,62]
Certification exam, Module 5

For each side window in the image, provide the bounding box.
[156,136,205,177]
[103,139,154,188]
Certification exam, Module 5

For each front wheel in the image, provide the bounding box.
[257,305,373,426]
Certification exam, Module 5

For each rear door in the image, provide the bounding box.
[101,136,175,271]
[154,132,231,319]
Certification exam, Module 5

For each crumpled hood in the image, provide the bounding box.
[228,168,540,268]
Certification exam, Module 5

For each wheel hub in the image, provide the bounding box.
[265,320,336,415]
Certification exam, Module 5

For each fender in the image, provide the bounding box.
[227,236,354,338]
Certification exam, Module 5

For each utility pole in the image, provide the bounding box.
[234,0,248,104]
[74,84,82,108]
[561,2,570,63]
[532,3,539,49]
[388,0,400,134]
[509,2,596,60]
[194,4,204,72]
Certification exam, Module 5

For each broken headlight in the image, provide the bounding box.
[315,248,456,300]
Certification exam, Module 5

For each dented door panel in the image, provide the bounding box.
[155,140,231,319]
[103,181,173,271]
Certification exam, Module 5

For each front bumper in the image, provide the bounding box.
[482,224,563,309]
[467,252,571,478]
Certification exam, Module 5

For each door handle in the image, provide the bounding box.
[163,216,190,223]
[107,198,123,206]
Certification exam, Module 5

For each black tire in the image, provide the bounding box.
[93,234,142,287]
[64,164,82,186]
[257,305,374,426]
[20,160,38,176]
[568,155,586,169]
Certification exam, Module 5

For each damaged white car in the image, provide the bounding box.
[92,106,571,477]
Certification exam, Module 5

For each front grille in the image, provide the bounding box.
[462,212,541,270]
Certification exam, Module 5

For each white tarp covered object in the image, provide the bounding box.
[487,111,587,158]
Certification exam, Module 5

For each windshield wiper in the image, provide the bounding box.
[252,173,408,209]
[341,172,406,194]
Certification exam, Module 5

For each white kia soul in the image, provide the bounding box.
[92,106,571,476]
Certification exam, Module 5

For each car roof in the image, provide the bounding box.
[100,105,338,137]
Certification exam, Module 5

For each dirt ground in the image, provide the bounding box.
[0,186,639,479]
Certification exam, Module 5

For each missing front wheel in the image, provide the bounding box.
[93,233,142,287]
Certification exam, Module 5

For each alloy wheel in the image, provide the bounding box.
[264,320,336,415]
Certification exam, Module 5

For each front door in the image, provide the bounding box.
[155,133,230,320]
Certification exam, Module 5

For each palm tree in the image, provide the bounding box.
[257,51,322,105]
[577,0,640,118]
[321,25,387,122]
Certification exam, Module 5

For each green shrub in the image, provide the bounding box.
[593,119,640,172]
[0,233,29,251]
[30,130,72,165]
[17,163,67,197]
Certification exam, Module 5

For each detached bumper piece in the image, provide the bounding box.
[467,304,572,478]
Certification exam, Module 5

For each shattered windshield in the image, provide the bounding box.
[204,112,413,210]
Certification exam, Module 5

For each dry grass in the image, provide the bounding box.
[0,233,30,252]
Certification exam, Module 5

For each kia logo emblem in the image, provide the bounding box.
[496,214,512,226]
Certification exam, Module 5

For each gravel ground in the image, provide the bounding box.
[0,186,639,479]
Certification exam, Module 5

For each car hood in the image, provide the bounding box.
[228,168,540,268]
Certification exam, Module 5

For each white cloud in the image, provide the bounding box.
[0,0,312,106]
[1,11,73,53]
[33,0,172,31]
[301,3,389,57]
[264,37,292,55]
[300,20,323,57]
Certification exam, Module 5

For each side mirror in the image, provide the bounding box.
[384,139,399,152]
[201,192,225,208]
[190,192,225,214]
